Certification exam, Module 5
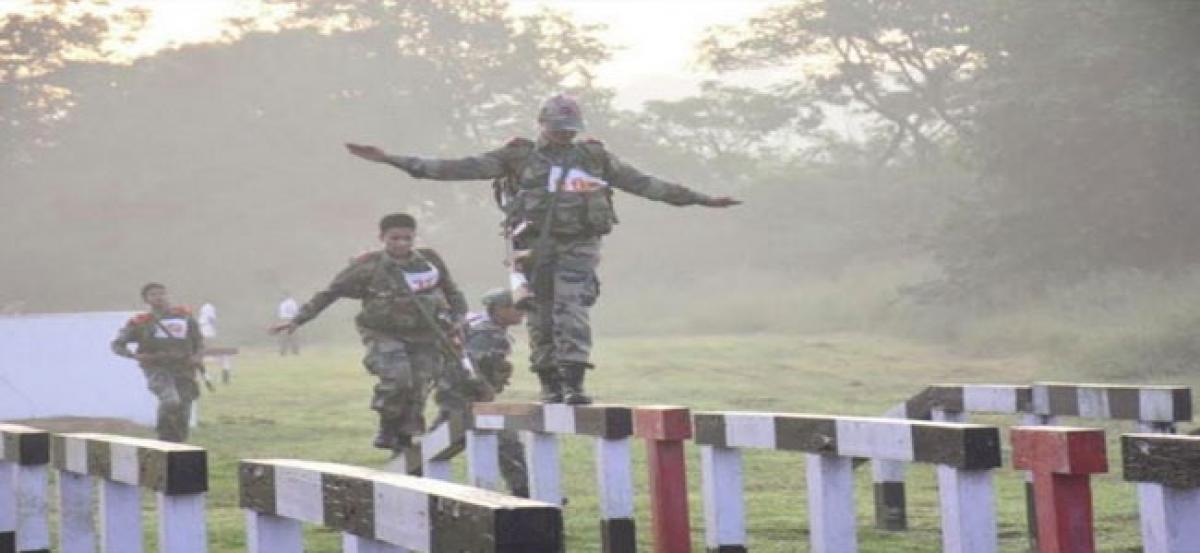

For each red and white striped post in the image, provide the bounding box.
[634,405,693,553]
[1011,426,1107,553]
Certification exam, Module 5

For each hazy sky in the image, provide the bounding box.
[2,0,787,109]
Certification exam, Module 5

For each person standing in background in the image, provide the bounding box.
[198,301,217,339]
[277,293,301,356]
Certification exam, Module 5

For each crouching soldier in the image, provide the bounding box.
[433,288,530,496]
[111,282,204,442]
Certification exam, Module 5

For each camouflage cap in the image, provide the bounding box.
[537,93,585,132]
[481,288,514,309]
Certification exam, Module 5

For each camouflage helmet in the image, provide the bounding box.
[537,93,585,132]
[480,288,514,310]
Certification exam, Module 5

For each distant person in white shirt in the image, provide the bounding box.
[277,294,301,356]
[198,302,217,339]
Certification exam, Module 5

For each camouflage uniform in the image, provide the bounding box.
[111,307,203,442]
[385,135,711,398]
[434,310,529,495]
[290,248,467,448]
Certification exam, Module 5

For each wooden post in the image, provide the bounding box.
[473,402,636,548]
[1121,433,1200,553]
[342,532,409,553]
[157,491,206,553]
[245,510,302,553]
[522,430,562,505]
[466,430,501,491]
[58,470,96,553]
[102,480,143,553]
[595,437,636,553]
[936,464,996,553]
[1,425,51,553]
[806,453,856,553]
[1011,426,1107,553]
[699,445,746,553]
[634,406,692,553]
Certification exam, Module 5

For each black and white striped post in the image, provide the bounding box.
[870,384,1032,531]
[239,458,562,553]
[1121,433,1200,553]
[471,402,636,553]
[0,424,50,553]
[695,412,1002,553]
[870,381,1192,543]
[50,433,208,553]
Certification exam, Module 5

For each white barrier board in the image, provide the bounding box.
[0,311,157,425]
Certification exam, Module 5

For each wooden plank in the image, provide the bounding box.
[240,459,562,552]
[1122,433,1200,488]
[52,434,207,495]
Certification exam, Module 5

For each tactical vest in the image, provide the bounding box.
[503,141,617,237]
[129,311,196,371]
[356,249,452,335]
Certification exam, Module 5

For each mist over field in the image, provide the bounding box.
[3,0,1200,378]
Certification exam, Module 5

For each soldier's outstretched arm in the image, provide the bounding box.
[275,260,370,333]
[605,150,741,208]
[346,142,512,181]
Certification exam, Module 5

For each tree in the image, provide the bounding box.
[704,0,1200,297]
[0,0,145,166]
[700,0,983,166]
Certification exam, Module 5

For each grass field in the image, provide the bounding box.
[39,332,1193,551]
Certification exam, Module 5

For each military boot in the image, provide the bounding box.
[560,363,592,405]
[373,415,402,451]
[536,369,563,403]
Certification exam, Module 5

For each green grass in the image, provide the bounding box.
[54,332,1192,551]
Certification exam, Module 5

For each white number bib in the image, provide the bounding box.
[154,318,189,339]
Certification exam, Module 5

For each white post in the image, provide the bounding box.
[522,430,562,505]
[596,437,636,551]
[16,464,49,553]
[102,480,144,553]
[936,465,997,553]
[423,459,452,482]
[0,460,15,546]
[871,403,909,531]
[245,510,302,553]
[806,453,856,553]
[699,445,746,552]
[342,532,409,553]
[1135,421,1185,553]
[58,470,96,553]
[1136,483,1200,553]
[157,492,206,553]
[466,430,501,491]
